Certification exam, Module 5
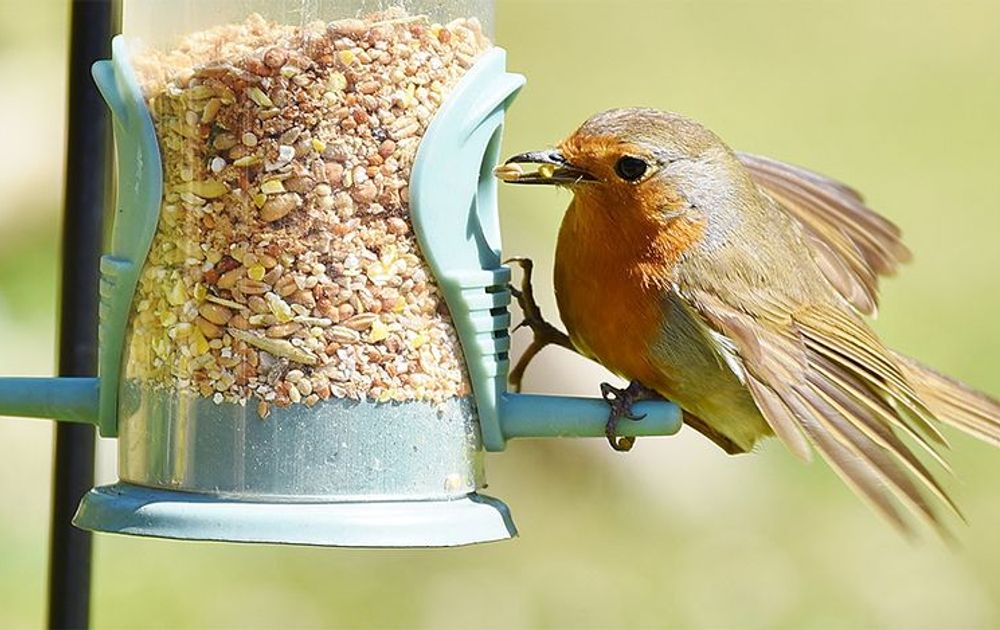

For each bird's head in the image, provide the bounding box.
[499,108,755,250]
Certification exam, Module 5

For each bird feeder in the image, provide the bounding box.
[0,0,680,548]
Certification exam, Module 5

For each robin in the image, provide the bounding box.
[497,107,1000,535]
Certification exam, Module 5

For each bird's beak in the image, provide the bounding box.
[494,150,596,186]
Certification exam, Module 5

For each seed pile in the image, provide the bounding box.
[124,10,490,414]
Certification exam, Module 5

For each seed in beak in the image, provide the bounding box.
[537,163,556,179]
[493,163,524,182]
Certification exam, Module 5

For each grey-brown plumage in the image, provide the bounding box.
[502,107,1000,536]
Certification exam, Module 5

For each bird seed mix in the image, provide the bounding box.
[124,10,489,416]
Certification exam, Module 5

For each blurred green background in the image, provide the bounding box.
[2,0,1000,627]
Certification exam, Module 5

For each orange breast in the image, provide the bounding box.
[553,197,696,391]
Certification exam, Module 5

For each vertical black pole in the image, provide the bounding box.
[49,1,118,628]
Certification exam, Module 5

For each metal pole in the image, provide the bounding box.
[49,1,118,628]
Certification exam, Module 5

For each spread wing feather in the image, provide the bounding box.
[662,152,1000,535]
[737,152,912,315]
[893,353,1000,447]
[685,289,959,534]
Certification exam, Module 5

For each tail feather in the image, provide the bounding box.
[895,353,1000,447]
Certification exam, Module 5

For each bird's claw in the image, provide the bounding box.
[600,380,660,452]
[602,386,648,421]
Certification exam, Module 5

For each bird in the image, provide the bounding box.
[496,107,1000,536]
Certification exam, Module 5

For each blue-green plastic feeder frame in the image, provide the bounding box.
[0,37,682,548]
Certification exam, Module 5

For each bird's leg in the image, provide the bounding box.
[506,257,575,392]
[506,257,663,452]
[600,380,664,452]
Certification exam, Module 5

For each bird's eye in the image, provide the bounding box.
[614,156,649,182]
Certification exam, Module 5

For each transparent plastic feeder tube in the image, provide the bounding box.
[115,0,497,502]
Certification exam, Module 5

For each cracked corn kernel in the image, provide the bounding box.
[191,330,211,355]
[247,264,266,281]
[260,179,285,195]
[265,292,295,323]
[167,280,187,306]
[337,49,356,66]
[369,319,389,342]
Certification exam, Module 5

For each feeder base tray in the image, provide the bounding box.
[73,483,517,548]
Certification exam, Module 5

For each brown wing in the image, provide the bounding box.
[893,352,1000,448]
[683,287,960,537]
[737,152,912,316]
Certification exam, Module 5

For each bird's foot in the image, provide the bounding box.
[506,257,575,392]
[600,380,662,452]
